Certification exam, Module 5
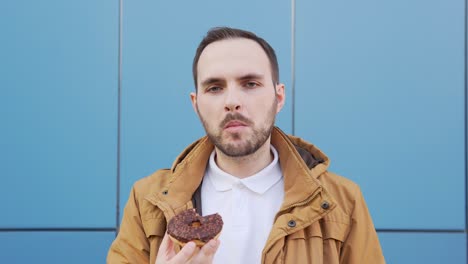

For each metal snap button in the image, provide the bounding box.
[287,220,296,228]
[321,201,330,210]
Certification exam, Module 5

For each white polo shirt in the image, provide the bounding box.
[201,146,284,264]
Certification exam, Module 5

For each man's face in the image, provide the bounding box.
[191,38,285,157]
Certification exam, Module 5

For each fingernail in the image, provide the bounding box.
[209,240,217,248]
[186,242,196,251]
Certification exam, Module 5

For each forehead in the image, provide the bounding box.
[197,38,272,82]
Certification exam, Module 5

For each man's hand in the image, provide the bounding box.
[155,233,220,264]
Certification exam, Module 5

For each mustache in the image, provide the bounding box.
[220,113,253,128]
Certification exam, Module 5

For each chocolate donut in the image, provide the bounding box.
[167,209,223,246]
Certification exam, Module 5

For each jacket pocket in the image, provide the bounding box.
[287,219,349,241]
[142,217,167,238]
[142,217,167,264]
[285,220,349,264]
[309,219,349,241]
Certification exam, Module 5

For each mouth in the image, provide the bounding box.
[224,120,247,129]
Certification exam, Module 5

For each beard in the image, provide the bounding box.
[197,99,277,157]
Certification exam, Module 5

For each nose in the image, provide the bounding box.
[224,88,242,112]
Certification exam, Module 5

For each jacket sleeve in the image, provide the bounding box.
[340,186,386,264]
[107,186,150,264]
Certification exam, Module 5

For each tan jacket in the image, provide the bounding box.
[107,127,385,263]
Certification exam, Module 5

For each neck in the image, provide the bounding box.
[214,139,274,179]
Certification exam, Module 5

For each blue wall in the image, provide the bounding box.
[0,0,466,263]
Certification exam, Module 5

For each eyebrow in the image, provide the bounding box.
[200,77,225,88]
[238,73,264,82]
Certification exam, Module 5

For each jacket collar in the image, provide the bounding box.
[271,128,331,209]
[146,127,335,218]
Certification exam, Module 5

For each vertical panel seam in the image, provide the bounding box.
[465,4,468,263]
[116,0,123,236]
[291,0,296,135]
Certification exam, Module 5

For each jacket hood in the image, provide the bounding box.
[151,127,335,216]
[170,127,330,176]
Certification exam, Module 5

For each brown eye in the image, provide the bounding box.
[245,82,258,88]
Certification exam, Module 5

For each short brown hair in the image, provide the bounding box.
[192,27,279,90]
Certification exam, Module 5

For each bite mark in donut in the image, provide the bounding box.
[167,209,223,247]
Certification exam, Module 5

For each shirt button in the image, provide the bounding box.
[287,220,296,228]
[321,201,330,210]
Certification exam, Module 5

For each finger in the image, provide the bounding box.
[191,239,220,263]
[192,245,200,256]
[167,241,197,263]
[155,233,176,263]
[165,234,177,260]
[156,233,169,260]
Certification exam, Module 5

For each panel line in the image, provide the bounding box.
[377,229,466,234]
[0,228,116,232]
[465,0,468,242]
[1,228,463,233]
[116,0,123,236]
[291,0,296,135]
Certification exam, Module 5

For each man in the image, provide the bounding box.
[107,27,385,264]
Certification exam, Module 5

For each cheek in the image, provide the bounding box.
[197,96,220,110]
[197,101,220,123]
[252,96,275,112]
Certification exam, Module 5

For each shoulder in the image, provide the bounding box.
[126,169,173,220]
[132,169,172,198]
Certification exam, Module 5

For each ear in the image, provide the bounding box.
[190,92,198,115]
[275,83,285,113]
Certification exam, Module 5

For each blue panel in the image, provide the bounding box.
[295,0,465,229]
[121,0,292,217]
[0,1,118,227]
[379,232,467,264]
[0,231,115,264]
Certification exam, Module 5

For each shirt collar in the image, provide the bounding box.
[207,150,238,192]
[207,146,282,194]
